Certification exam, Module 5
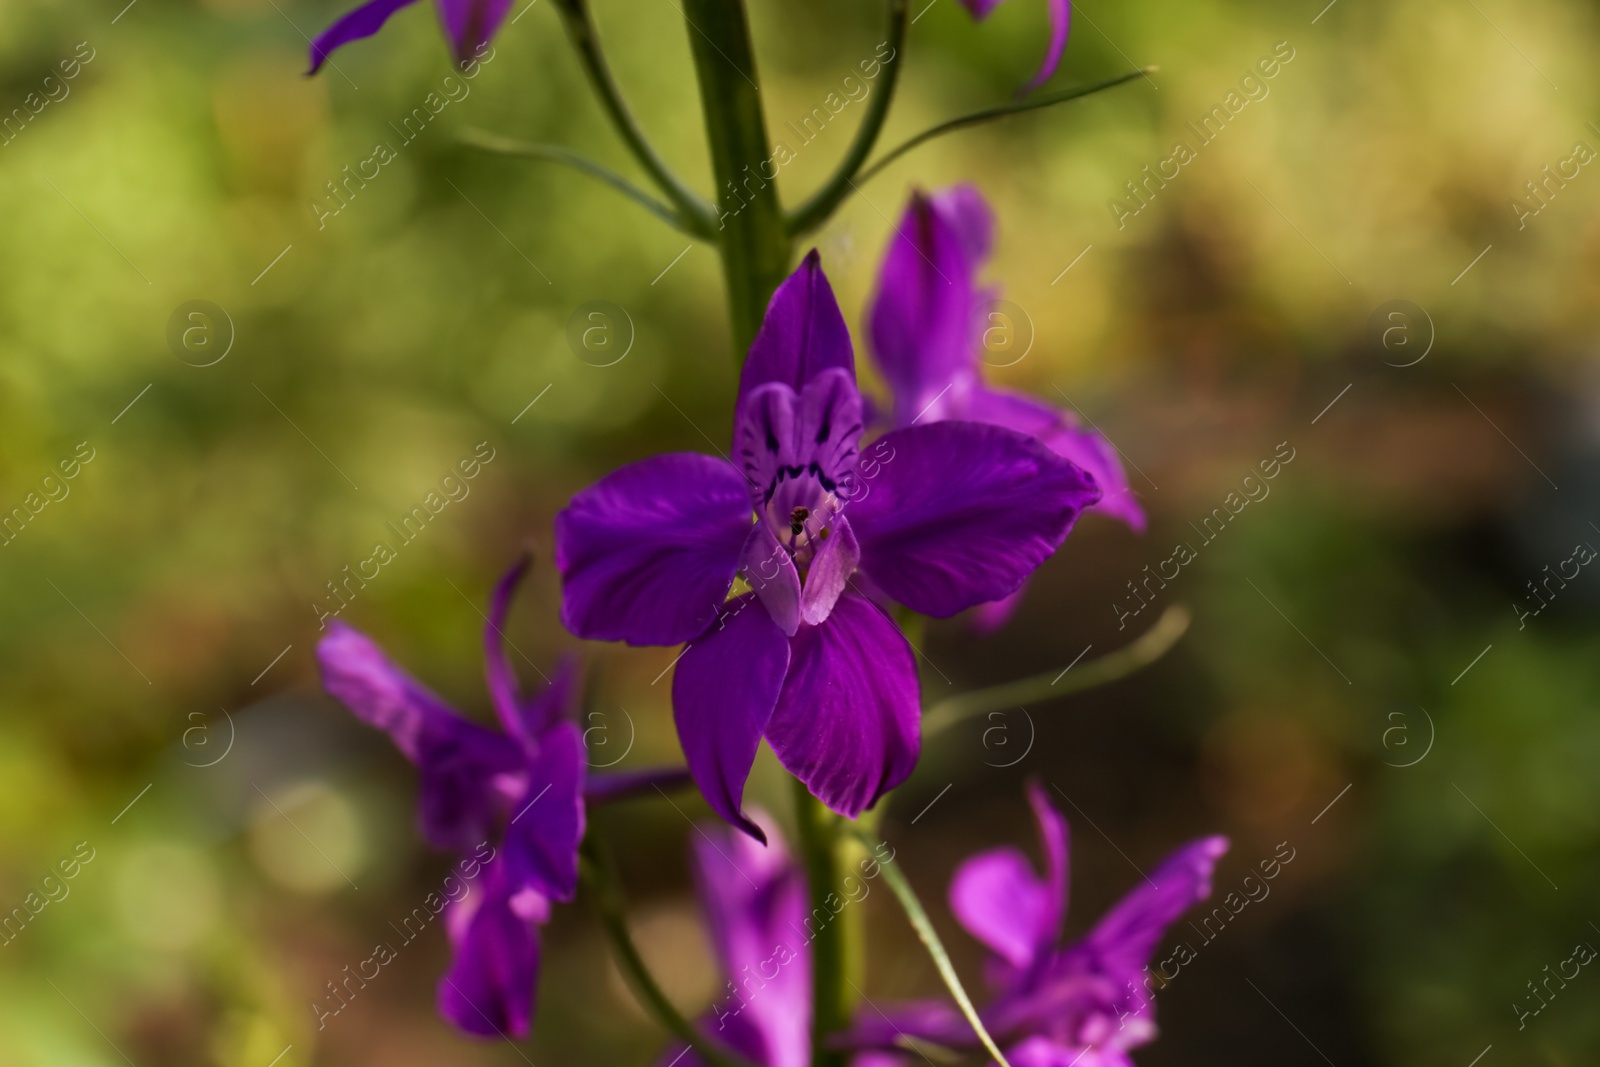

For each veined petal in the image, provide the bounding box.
[740,250,854,399]
[307,0,421,73]
[1020,0,1072,94]
[435,0,514,63]
[800,513,859,626]
[868,191,984,427]
[672,596,791,841]
[737,371,865,516]
[556,452,752,647]
[438,866,544,1039]
[501,721,586,902]
[741,524,802,636]
[765,593,919,818]
[966,387,1145,533]
[847,423,1101,617]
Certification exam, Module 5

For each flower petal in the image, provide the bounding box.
[800,513,859,626]
[672,596,791,841]
[502,721,586,902]
[868,191,985,427]
[438,868,544,1039]
[483,553,580,741]
[435,0,515,63]
[307,0,420,73]
[950,847,1054,969]
[765,593,920,818]
[736,369,865,515]
[739,250,854,399]
[556,452,752,647]
[846,422,1102,617]
[965,387,1145,533]
[1020,0,1071,94]
[1079,834,1230,982]
[741,523,802,636]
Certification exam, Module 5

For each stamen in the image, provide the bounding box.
[789,506,810,537]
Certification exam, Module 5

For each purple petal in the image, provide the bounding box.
[1021,0,1072,94]
[1008,1037,1134,1067]
[501,721,586,902]
[672,596,791,841]
[957,0,1005,19]
[307,0,420,73]
[843,999,974,1051]
[765,593,920,818]
[483,553,578,741]
[931,185,996,265]
[950,847,1054,969]
[800,513,859,626]
[435,0,515,63]
[971,585,1028,634]
[690,815,811,1067]
[317,620,457,762]
[1079,835,1230,982]
[868,192,984,428]
[584,766,693,804]
[740,250,854,399]
[438,866,545,1039]
[965,387,1145,533]
[736,368,865,518]
[741,523,802,636]
[556,452,752,647]
[846,423,1102,617]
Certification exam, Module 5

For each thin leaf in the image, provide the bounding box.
[850,827,1014,1067]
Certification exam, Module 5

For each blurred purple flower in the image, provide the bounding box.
[316,554,584,1038]
[307,0,506,74]
[656,811,811,1067]
[957,0,1071,94]
[868,185,1144,631]
[847,784,1228,1067]
[555,251,1100,840]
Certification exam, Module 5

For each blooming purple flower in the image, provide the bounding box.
[848,784,1227,1067]
[956,0,1071,94]
[307,0,506,74]
[868,185,1143,630]
[316,555,584,1038]
[656,812,811,1067]
[555,251,1100,840]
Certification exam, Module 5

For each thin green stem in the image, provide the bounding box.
[922,604,1190,737]
[848,827,1014,1067]
[551,0,717,234]
[459,128,709,236]
[853,68,1155,189]
[793,780,849,1067]
[784,0,910,237]
[579,839,762,1067]
[680,0,792,358]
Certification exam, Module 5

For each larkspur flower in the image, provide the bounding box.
[956,0,1071,94]
[848,784,1228,1067]
[307,0,505,74]
[656,811,811,1067]
[315,554,584,1037]
[868,185,1144,630]
[555,251,1100,840]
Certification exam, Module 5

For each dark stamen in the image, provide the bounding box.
[789,506,810,537]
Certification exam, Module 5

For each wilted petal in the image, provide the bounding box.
[307,0,420,73]
[436,0,515,63]
[672,596,791,841]
[438,867,546,1039]
[740,250,854,399]
[501,721,586,902]
[765,593,919,818]
[847,423,1101,617]
[556,452,752,647]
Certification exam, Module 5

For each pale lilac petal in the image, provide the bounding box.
[950,847,1053,969]
[741,523,802,636]
[740,250,854,399]
[1080,835,1230,983]
[435,0,514,62]
[965,387,1145,533]
[672,596,791,841]
[438,868,543,1039]
[847,423,1101,617]
[317,620,457,762]
[1020,0,1072,94]
[1027,782,1070,938]
[1008,1036,1134,1067]
[800,514,859,626]
[556,452,752,647]
[868,192,982,427]
[307,0,420,73]
[502,721,586,902]
[765,593,919,818]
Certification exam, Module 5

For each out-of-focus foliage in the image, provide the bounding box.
[1,0,1597,1062]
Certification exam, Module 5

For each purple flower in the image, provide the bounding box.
[956,0,1071,94]
[848,785,1228,1067]
[307,0,506,74]
[316,555,584,1038]
[555,251,1100,840]
[868,186,1143,630]
[657,812,811,1067]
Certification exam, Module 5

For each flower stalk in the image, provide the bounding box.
[793,780,851,1067]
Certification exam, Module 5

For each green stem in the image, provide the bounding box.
[680,0,793,358]
[793,781,849,1067]
[849,827,1014,1067]
[552,0,717,234]
[921,604,1190,737]
[579,840,762,1067]
[784,0,910,237]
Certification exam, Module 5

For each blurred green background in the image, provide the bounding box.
[2,0,1598,1062]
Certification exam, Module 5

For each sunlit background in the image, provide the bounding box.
[2,0,1599,1062]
